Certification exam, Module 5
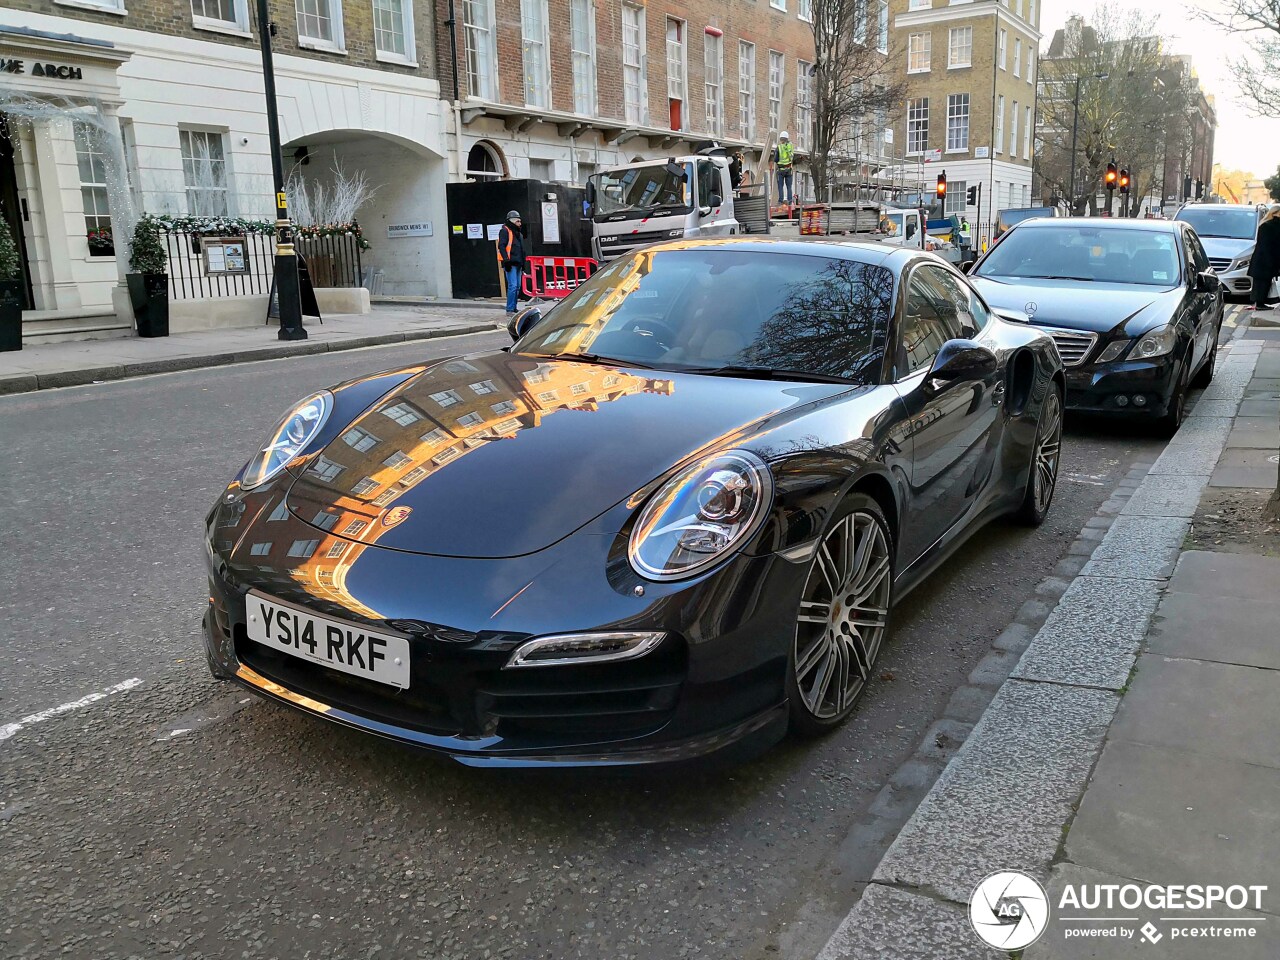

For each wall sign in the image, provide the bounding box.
[0,58,84,80]
[203,238,249,275]
[975,147,991,159]
[387,221,433,238]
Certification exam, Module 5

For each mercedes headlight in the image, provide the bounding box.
[1233,255,1251,271]
[628,451,773,581]
[241,391,333,489]
[1130,326,1178,360]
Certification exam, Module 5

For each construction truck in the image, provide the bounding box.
[801,200,965,264]
[586,145,771,262]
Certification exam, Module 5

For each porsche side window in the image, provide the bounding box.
[900,268,968,376]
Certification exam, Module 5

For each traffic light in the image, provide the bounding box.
[1105,162,1118,191]
[1183,175,1193,200]
[1196,179,1205,199]
[966,184,979,205]
[936,171,947,199]
[1119,168,1130,194]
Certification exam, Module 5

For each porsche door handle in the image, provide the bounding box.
[991,383,1006,406]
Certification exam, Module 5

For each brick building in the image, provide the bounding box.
[434,0,833,196]
[889,0,1039,231]
[1,0,452,343]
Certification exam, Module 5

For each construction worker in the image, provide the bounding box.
[958,217,972,260]
[497,210,526,315]
[771,132,795,207]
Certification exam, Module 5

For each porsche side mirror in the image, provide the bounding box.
[927,339,998,389]
[1195,271,1220,293]
[508,306,542,341]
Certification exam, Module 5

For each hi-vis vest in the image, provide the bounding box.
[777,142,795,168]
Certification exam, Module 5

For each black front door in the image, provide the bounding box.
[0,115,35,310]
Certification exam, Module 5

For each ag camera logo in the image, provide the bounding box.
[969,871,1050,949]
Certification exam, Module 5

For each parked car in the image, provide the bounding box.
[1174,202,1264,301]
[204,238,1064,767]
[967,218,1223,434]
[995,206,1060,238]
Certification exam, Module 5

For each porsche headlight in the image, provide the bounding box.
[241,391,333,489]
[1130,326,1178,360]
[628,451,773,581]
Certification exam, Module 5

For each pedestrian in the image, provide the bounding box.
[1249,204,1280,312]
[497,210,526,316]
[771,132,795,207]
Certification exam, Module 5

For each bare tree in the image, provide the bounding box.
[807,0,905,199]
[1036,7,1188,216]
[1199,0,1280,115]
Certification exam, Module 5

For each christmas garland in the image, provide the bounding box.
[137,214,371,250]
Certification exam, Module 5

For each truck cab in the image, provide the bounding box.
[587,153,741,262]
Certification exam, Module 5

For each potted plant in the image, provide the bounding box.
[0,216,21,352]
[127,215,169,338]
[87,227,115,257]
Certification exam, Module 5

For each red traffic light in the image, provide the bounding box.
[1105,162,1118,188]
[936,172,947,198]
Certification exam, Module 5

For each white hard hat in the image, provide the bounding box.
[779,131,790,139]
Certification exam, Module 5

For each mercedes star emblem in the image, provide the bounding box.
[1024,301,1039,317]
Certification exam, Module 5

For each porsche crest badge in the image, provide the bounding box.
[382,506,412,527]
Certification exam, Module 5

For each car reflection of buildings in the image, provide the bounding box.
[217,357,674,619]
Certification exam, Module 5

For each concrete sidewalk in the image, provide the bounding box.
[817,314,1280,958]
[0,302,505,395]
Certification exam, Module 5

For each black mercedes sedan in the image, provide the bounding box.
[967,218,1224,434]
[203,238,1064,767]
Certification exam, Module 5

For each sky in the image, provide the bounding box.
[1039,0,1280,179]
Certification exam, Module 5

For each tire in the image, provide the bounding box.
[1192,326,1219,388]
[1155,359,1189,438]
[1015,385,1063,526]
[787,493,895,737]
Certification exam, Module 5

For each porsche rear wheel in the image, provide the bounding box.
[788,495,895,736]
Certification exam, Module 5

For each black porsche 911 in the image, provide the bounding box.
[967,217,1224,434]
[203,238,1064,766]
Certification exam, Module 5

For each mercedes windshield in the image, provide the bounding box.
[1175,206,1261,240]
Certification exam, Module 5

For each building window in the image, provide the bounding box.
[1013,38,1021,78]
[622,4,648,125]
[382,450,412,469]
[311,456,344,482]
[705,31,724,137]
[191,0,248,31]
[457,411,485,428]
[998,28,1007,70]
[1029,0,1036,22]
[945,180,967,214]
[179,129,228,217]
[382,401,423,424]
[433,446,462,466]
[521,0,550,109]
[739,41,756,142]
[667,19,687,131]
[570,0,597,115]
[400,466,428,487]
[310,510,339,531]
[994,94,1005,153]
[327,542,348,559]
[250,542,272,556]
[342,519,367,535]
[948,26,972,68]
[372,490,398,506]
[372,0,414,62]
[342,426,380,452]
[429,390,462,408]
[770,0,785,10]
[420,427,449,446]
[878,1,888,54]
[74,124,113,257]
[795,61,813,151]
[946,93,970,151]
[469,379,497,395]
[287,539,320,559]
[908,32,931,73]
[352,477,379,495]
[491,400,517,416]
[1024,104,1033,158]
[798,0,812,22]
[908,0,930,8]
[768,51,784,133]
[268,502,289,521]
[296,0,344,49]
[463,0,496,100]
[1026,46,1034,83]
[1011,100,1019,159]
[906,97,929,156]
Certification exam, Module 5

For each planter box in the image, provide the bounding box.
[127,272,170,338]
[0,278,21,352]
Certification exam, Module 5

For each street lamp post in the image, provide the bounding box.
[256,0,307,341]
[1067,72,1108,216]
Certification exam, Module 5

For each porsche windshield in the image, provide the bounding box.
[591,164,692,218]
[514,248,895,383]
[1175,206,1260,240]
[975,225,1181,287]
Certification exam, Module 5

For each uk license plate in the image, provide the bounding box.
[245,592,411,689]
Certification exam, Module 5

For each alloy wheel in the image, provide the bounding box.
[1032,390,1062,515]
[793,511,892,721]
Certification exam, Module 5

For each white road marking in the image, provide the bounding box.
[0,678,143,743]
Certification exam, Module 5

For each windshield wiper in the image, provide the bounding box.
[549,352,659,370]
[677,364,860,385]
[1030,275,1098,282]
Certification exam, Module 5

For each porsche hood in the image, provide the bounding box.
[283,352,850,558]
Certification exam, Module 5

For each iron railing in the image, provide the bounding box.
[159,224,365,301]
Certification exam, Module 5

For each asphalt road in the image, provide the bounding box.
[0,331,1171,960]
